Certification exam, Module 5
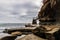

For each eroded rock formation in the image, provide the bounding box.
[38,0,60,24]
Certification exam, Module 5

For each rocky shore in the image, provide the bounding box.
[0,33,46,40]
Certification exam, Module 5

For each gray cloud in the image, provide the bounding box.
[0,0,43,23]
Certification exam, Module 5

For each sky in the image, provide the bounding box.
[0,0,43,23]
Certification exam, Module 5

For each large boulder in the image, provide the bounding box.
[16,34,46,40]
[0,33,17,40]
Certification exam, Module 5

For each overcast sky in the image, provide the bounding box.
[0,0,43,23]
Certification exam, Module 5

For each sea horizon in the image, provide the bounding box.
[0,23,31,33]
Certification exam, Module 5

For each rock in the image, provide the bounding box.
[0,33,17,40]
[38,0,56,25]
[11,31,22,36]
[16,34,46,40]
[0,36,17,40]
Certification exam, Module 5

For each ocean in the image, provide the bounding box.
[0,23,26,33]
[0,23,29,39]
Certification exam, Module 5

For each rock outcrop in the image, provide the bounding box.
[16,34,46,40]
[0,33,17,40]
[38,0,60,24]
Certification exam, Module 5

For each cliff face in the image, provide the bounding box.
[38,0,55,19]
[38,0,60,24]
[55,0,60,23]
